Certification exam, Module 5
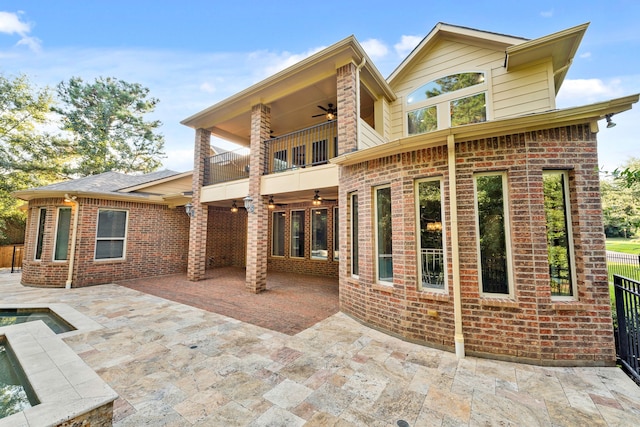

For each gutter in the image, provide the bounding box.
[64,194,80,289]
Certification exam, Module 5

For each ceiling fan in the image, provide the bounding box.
[312,103,337,120]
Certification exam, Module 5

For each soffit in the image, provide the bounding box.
[506,22,589,93]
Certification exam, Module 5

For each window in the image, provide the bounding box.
[54,207,72,261]
[351,193,359,276]
[290,210,305,258]
[34,208,46,261]
[292,145,305,168]
[95,209,128,260]
[543,171,576,298]
[312,140,327,165]
[273,149,287,172]
[272,211,285,257]
[416,179,445,291]
[475,173,511,295]
[407,71,487,135]
[375,186,393,283]
[333,207,339,261]
[311,209,328,260]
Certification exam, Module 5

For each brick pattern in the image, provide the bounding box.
[339,124,615,365]
[245,104,271,293]
[207,207,247,268]
[337,62,358,156]
[21,197,189,288]
[187,128,211,281]
[266,202,339,278]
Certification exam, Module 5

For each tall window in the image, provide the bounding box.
[375,186,393,283]
[272,211,285,257]
[407,72,487,135]
[54,207,72,261]
[34,208,46,261]
[333,207,339,261]
[416,179,445,290]
[543,171,575,298]
[311,209,328,260]
[290,210,305,258]
[475,173,511,295]
[95,209,128,260]
[351,193,359,276]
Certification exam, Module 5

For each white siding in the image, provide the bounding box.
[359,119,386,149]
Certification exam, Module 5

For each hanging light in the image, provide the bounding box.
[268,196,275,209]
[230,201,238,213]
[312,190,322,206]
[605,113,616,128]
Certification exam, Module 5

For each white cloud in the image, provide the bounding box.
[394,35,422,58]
[579,52,592,59]
[556,78,624,107]
[0,11,41,52]
[360,38,388,60]
[199,82,216,94]
[540,9,554,18]
[253,46,327,80]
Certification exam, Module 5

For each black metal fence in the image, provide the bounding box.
[204,150,251,186]
[614,274,640,383]
[607,251,640,282]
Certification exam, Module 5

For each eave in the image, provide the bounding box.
[12,189,169,204]
[331,94,639,166]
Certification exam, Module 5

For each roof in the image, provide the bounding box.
[13,170,189,203]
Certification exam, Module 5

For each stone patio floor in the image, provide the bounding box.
[3,269,640,426]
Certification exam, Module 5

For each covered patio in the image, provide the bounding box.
[116,267,339,336]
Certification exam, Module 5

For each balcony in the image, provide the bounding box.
[265,120,337,174]
[204,149,250,186]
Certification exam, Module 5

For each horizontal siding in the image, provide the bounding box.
[359,119,386,149]
[492,61,553,118]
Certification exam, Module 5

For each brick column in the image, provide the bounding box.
[187,128,210,281]
[245,104,270,293]
[337,62,358,155]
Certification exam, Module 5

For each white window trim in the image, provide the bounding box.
[333,206,339,261]
[94,208,128,261]
[350,192,359,278]
[404,70,491,136]
[415,177,448,293]
[34,207,46,261]
[53,207,71,262]
[374,184,393,286]
[474,172,514,298]
[290,209,305,259]
[310,208,328,260]
[544,170,578,301]
[271,210,286,257]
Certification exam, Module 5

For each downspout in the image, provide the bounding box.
[355,57,366,149]
[447,134,465,358]
[65,195,80,289]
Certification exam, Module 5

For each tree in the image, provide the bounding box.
[55,77,166,176]
[613,157,640,190]
[0,74,70,244]
[601,179,640,238]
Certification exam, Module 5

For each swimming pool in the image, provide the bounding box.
[0,342,38,419]
[0,309,74,334]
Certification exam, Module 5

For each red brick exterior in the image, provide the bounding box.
[187,128,211,281]
[339,124,615,366]
[337,62,358,156]
[21,197,189,288]
[207,207,247,268]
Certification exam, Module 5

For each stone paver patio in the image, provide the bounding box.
[3,269,640,426]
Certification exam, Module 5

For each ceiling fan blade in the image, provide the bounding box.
[317,105,328,112]
[311,113,325,117]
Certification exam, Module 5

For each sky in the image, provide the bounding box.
[1,1,639,174]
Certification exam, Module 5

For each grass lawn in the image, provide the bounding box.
[606,237,640,254]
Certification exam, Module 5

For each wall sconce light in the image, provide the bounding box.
[244,195,255,214]
[230,201,238,213]
[605,113,616,128]
[64,194,77,203]
[185,202,195,218]
[312,190,322,206]
[268,196,275,210]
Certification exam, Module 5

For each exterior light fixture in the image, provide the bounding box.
[185,202,196,218]
[605,113,616,128]
[268,196,275,209]
[64,194,77,203]
[312,190,322,206]
[230,201,238,213]
[244,195,255,213]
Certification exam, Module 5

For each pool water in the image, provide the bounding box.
[0,309,74,334]
[0,343,37,419]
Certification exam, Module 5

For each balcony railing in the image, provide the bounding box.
[264,120,337,174]
[204,149,250,186]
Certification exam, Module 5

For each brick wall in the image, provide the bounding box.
[21,197,189,288]
[207,207,247,268]
[339,124,615,365]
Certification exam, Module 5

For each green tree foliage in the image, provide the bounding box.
[601,179,640,238]
[613,157,640,189]
[0,74,70,244]
[55,76,166,176]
